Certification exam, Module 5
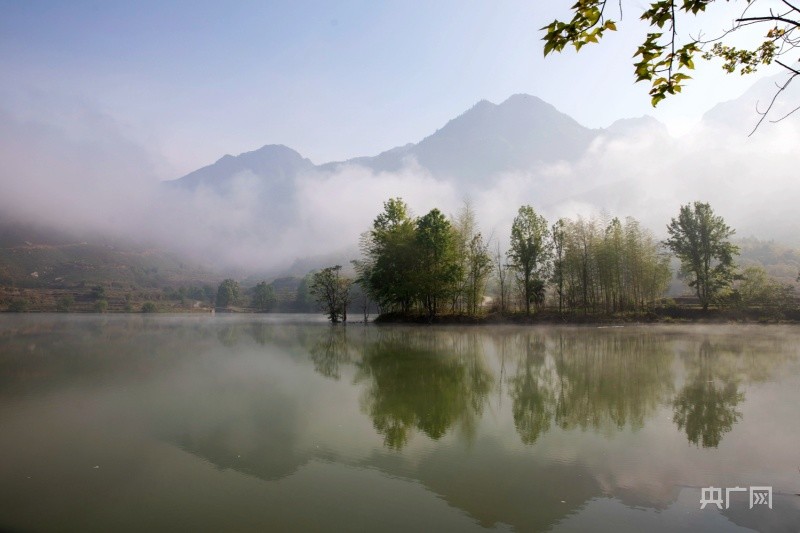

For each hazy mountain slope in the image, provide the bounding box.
[0,219,219,287]
[319,94,599,182]
[173,144,314,192]
[701,73,800,131]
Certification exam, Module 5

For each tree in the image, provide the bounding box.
[543,1,800,126]
[665,202,739,310]
[736,265,795,310]
[494,242,511,313]
[451,201,494,316]
[414,208,462,319]
[551,219,567,313]
[309,265,353,323]
[216,279,240,308]
[508,206,552,315]
[464,232,493,315]
[362,198,418,314]
[251,281,277,312]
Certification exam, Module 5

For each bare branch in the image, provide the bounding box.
[776,58,800,75]
[749,73,797,136]
[781,0,800,14]
[770,102,800,123]
[736,15,800,28]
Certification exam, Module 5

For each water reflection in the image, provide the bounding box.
[354,331,493,449]
[292,325,794,450]
[2,317,800,532]
[672,339,748,447]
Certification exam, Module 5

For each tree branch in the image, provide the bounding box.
[749,73,797,136]
[781,0,800,14]
[736,16,800,28]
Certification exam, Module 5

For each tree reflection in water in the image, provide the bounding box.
[507,330,675,444]
[355,331,494,449]
[302,325,792,450]
[673,339,745,448]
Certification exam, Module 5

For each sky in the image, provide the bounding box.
[0,0,774,180]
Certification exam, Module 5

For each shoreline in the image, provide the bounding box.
[371,309,800,326]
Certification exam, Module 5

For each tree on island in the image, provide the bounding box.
[216,279,240,308]
[361,198,418,314]
[310,265,353,323]
[415,208,462,319]
[543,0,800,127]
[665,202,739,310]
[507,205,553,315]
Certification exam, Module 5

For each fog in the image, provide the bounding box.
[2,87,799,275]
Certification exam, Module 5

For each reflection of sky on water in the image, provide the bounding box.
[1,316,799,531]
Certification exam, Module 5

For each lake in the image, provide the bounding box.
[0,315,798,532]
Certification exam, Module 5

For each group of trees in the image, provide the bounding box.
[352,198,676,319]
[214,278,276,311]
[354,198,493,320]
[491,205,675,315]
[211,200,789,323]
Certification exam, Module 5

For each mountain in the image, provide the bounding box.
[320,94,599,182]
[169,94,613,189]
[701,73,800,131]
[173,144,314,193]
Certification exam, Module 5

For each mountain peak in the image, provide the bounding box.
[500,93,546,106]
[173,143,313,190]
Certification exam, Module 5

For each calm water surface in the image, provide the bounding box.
[1,315,799,532]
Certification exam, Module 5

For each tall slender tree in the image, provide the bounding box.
[415,208,461,319]
[507,206,552,315]
[665,202,738,311]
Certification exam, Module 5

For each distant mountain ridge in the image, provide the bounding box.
[172,144,314,192]
[169,93,661,190]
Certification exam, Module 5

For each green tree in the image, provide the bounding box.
[551,219,567,313]
[452,201,493,316]
[543,0,799,120]
[465,232,493,316]
[362,198,418,314]
[216,279,240,308]
[309,265,353,323]
[415,208,462,319]
[507,206,552,315]
[251,281,276,312]
[736,265,795,311]
[665,202,738,310]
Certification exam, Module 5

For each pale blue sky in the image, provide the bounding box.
[0,0,769,178]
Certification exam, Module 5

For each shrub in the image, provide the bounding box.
[8,299,29,313]
[56,295,74,312]
[141,302,158,313]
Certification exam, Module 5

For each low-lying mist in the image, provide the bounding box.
[2,98,799,276]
